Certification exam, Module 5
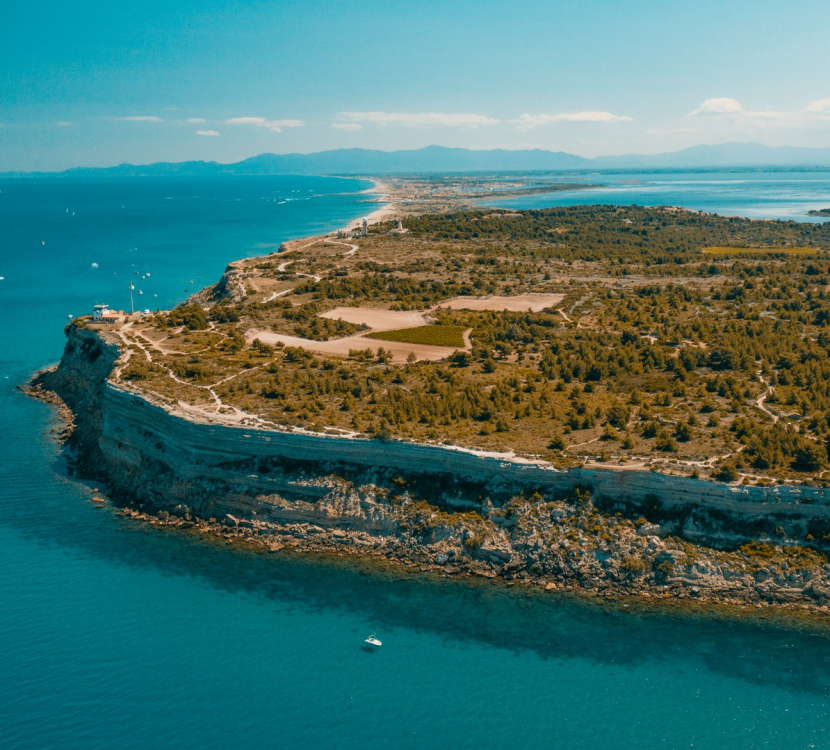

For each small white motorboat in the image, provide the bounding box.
[364,633,382,650]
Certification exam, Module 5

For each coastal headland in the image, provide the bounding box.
[27,192,830,616]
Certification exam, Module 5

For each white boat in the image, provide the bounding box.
[91,262,99,268]
[364,633,382,649]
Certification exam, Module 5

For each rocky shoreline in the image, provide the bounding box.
[23,321,830,623]
[52,474,830,633]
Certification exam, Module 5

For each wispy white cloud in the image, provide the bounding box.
[187,118,207,124]
[55,121,73,127]
[336,111,500,128]
[114,116,163,122]
[331,123,362,131]
[689,96,830,126]
[510,111,633,130]
[689,97,743,116]
[224,116,305,132]
[196,130,220,137]
[804,96,830,114]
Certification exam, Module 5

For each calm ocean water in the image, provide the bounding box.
[486,170,830,222]
[2,173,830,749]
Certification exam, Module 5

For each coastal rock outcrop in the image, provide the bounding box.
[30,323,830,612]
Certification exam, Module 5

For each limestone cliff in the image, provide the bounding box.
[31,322,830,611]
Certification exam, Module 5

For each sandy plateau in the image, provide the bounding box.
[248,302,468,363]
[245,329,464,363]
[248,297,563,362]
[318,307,430,331]
[435,294,565,312]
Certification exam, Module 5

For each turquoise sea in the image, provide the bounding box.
[3,173,830,749]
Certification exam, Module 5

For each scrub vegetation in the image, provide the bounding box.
[106,204,830,486]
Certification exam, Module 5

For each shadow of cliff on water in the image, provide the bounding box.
[4,414,830,702]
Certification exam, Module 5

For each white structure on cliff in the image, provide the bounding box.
[92,304,123,324]
[361,217,368,236]
[389,219,408,235]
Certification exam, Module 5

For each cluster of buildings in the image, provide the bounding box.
[91,304,151,324]
[337,217,408,239]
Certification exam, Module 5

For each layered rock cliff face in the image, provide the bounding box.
[33,323,830,610]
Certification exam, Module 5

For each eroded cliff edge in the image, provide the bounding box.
[30,322,830,613]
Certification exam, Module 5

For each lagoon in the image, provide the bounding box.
[485,169,830,223]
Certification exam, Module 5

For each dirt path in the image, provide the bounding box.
[755,368,778,423]
[263,288,293,303]
[323,238,359,256]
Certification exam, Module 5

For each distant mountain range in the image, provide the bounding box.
[6,142,830,177]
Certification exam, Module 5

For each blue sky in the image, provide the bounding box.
[2,0,830,170]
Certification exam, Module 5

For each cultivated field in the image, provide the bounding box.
[365,324,468,348]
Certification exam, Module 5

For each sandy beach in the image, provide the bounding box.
[341,178,397,231]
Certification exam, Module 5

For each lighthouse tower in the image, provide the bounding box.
[361,217,368,236]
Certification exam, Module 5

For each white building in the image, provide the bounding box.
[92,304,123,324]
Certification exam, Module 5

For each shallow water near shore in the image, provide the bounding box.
[3,173,830,748]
